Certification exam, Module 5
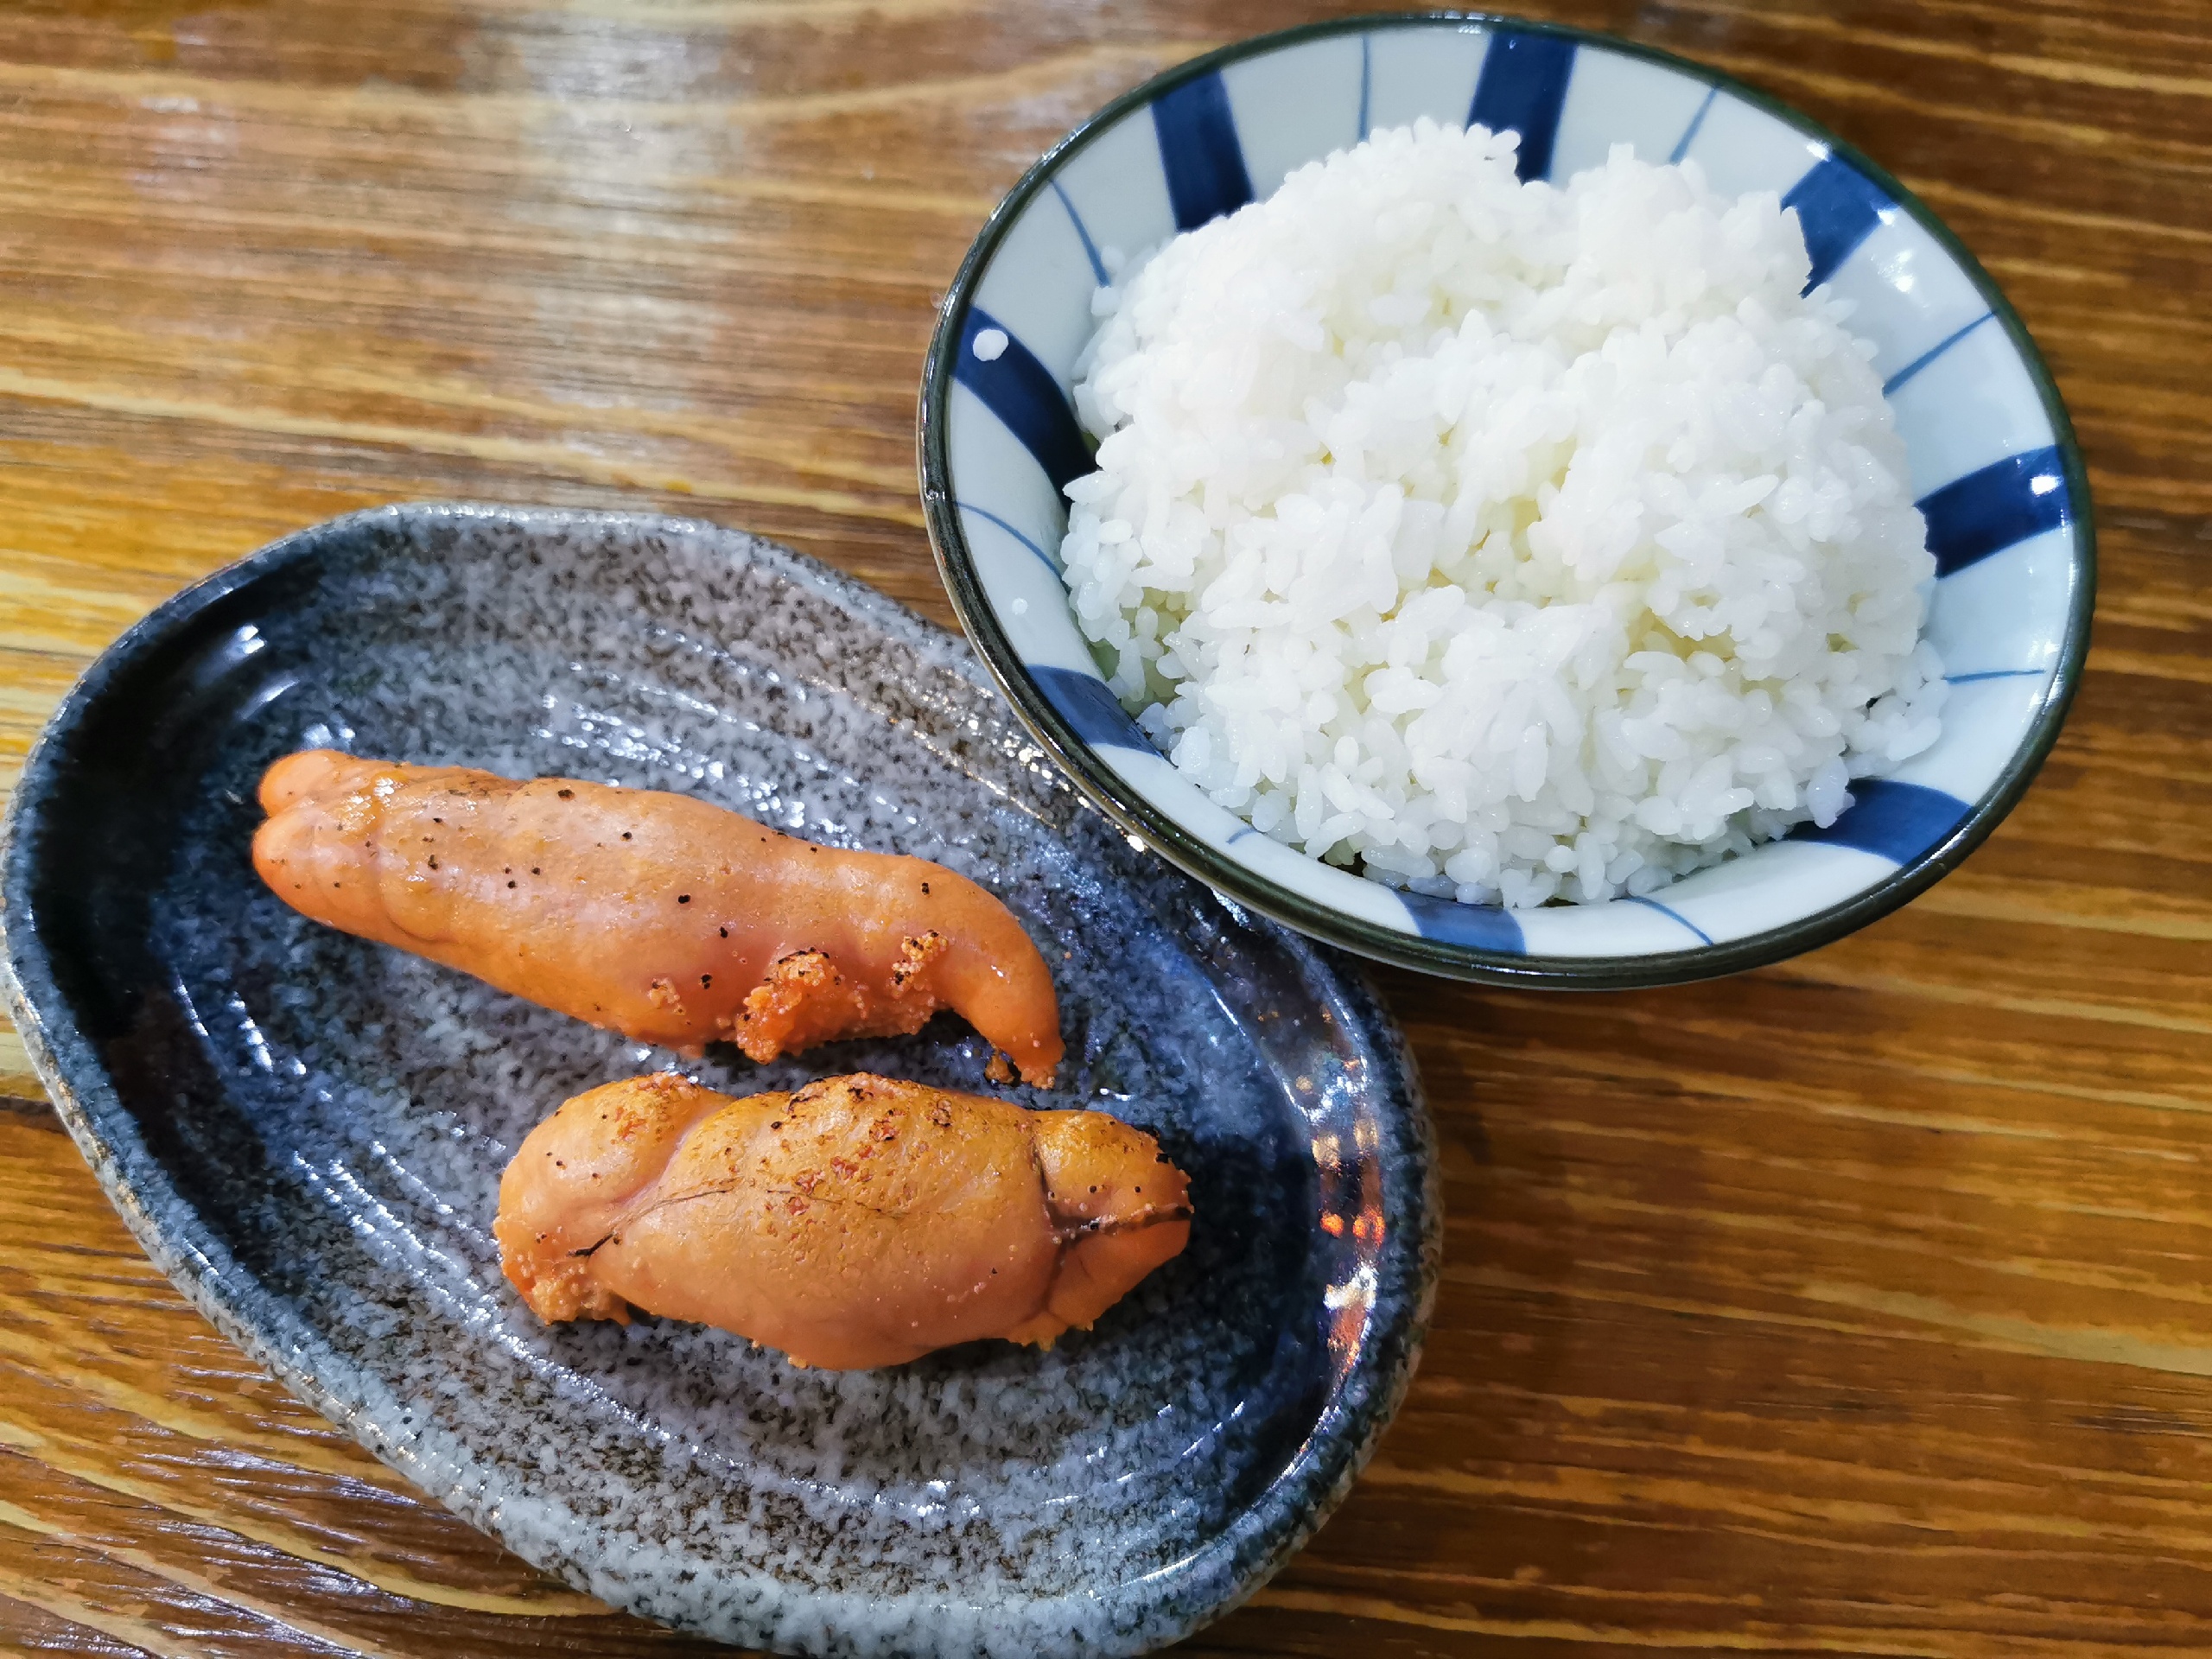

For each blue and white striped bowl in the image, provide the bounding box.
[919,10,2094,988]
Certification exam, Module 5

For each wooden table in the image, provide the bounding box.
[2,1,2207,1653]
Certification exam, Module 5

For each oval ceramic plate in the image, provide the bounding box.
[0,505,1437,1658]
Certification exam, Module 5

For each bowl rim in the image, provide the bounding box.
[918,7,2097,989]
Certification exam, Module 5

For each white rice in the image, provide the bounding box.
[1058,120,1943,908]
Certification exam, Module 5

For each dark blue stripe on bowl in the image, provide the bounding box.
[1029,664,1156,753]
[952,306,1094,497]
[1917,446,2069,577]
[1792,779,1969,865]
[1668,85,1718,165]
[1625,893,1713,946]
[1049,179,1109,286]
[1882,310,1993,396]
[1399,890,1526,954]
[1151,71,1254,230]
[1782,155,1891,289]
[1468,28,1576,181]
[958,501,1059,574]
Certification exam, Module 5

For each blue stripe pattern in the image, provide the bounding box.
[1883,311,1993,395]
[1918,446,2069,577]
[1782,155,1891,289]
[1625,893,1714,946]
[1029,665,1154,753]
[952,306,1094,497]
[1794,779,1968,864]
[1469,28,1576,181]
[1049,180,1109,286]
[958,502,1058,574]
[1669,85,1718,164]
[1401,889,1527,953]
[1151,72,1254,231]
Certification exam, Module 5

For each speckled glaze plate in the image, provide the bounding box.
[0,505,1436,1658]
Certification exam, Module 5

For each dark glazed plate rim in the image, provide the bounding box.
[0,503,1440,1656]
[918,8,2097,991]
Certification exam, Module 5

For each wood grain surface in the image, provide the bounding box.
[1,0,2208,1654]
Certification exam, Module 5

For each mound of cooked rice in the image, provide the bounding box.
[1058,120,1942,909]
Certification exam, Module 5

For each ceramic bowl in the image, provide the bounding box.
[919,10,2094,988]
